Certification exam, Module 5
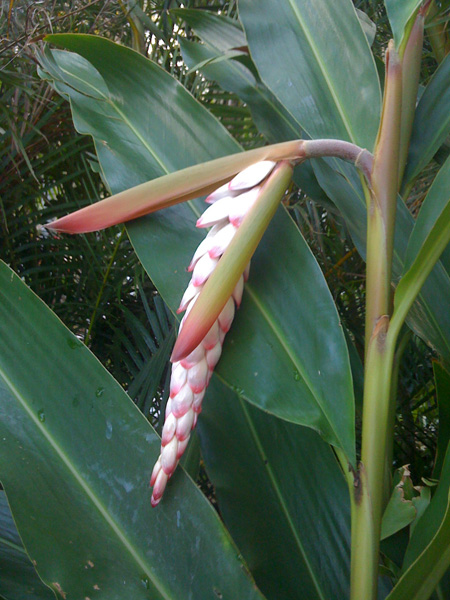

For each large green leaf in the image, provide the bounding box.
[199,378,351,600]
[384,0,421,49]
[233,0,450,362]
[0,492,54,600]
[403,157,450,273]
[238,0,381,149]
[233,0,446,366]
[393,158,450,337]
[0,261,264,600]
[172,8,247,50]
[174,10,327,201]
[403,54,450,189]
[235,0,450,364]
[39,34,355,461]
[321,158,450,365]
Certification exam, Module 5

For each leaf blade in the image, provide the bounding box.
[0,261,265,600]
[403,53,450,188]
[238,0,381,148]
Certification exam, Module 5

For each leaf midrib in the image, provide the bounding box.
[238,396,326,600]
[286,0,355,144]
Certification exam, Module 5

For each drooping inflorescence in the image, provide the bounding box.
[150,160,278,506]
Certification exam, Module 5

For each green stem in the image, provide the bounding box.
[84,226,126,346]
[364,42,402,352]
[350,42,402,600]
[352,317,397,598]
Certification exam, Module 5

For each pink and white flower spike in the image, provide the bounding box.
[150,160,278,507]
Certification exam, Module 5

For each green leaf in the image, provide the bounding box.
[0,261,265,600]
[0,491,55,600]
[177,37,298,146]
[171,9,247,51]
[356,8,377,47]
[39,34,356,462]
[384,0,421,49]
[312,155,450,368]
[381,470,417,541]
[175,11,326,202]
[403,53,450,189]
[403,158,450,272]
[199,378,352,600]
[386,445,450,600]
[393,157,450,335]
[433,362,450,479]
[186,49,247,74]
[238,0,381,149]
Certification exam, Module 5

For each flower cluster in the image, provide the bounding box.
[150,160,277,506]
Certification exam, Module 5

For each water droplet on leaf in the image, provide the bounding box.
[141,577,150,590]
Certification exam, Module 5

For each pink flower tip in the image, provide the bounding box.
[151,496,162,508]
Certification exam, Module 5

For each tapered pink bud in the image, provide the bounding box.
[176,410,195,441]
[171,385,194,417]
[192,391,205,413]
[228,160,276,191]
[192,254,219,286]
[177,283,199,314]
[160,437,179,474]
[232,276,245,307]
[150,458,162,487]
[188,225,222,270]
[206,342,222,370]
[205,182,235,204]
[196,197,232,228]
[180,344,205,369]
[187,359,209,393]
[218,297,235,333]
[151,468,169,507]
[176,438,190,459]
[208,223,238,258]
[169,363,187,396]
[202,321,221,350]
[161,412,177,446]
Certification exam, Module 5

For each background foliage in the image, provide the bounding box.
[1,0,442,478]
[1,0,449,598]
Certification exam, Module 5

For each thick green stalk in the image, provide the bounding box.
[352,317,397,598]
[364,42,402,352]
[350,43,402,600]
[398,11,425,186]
